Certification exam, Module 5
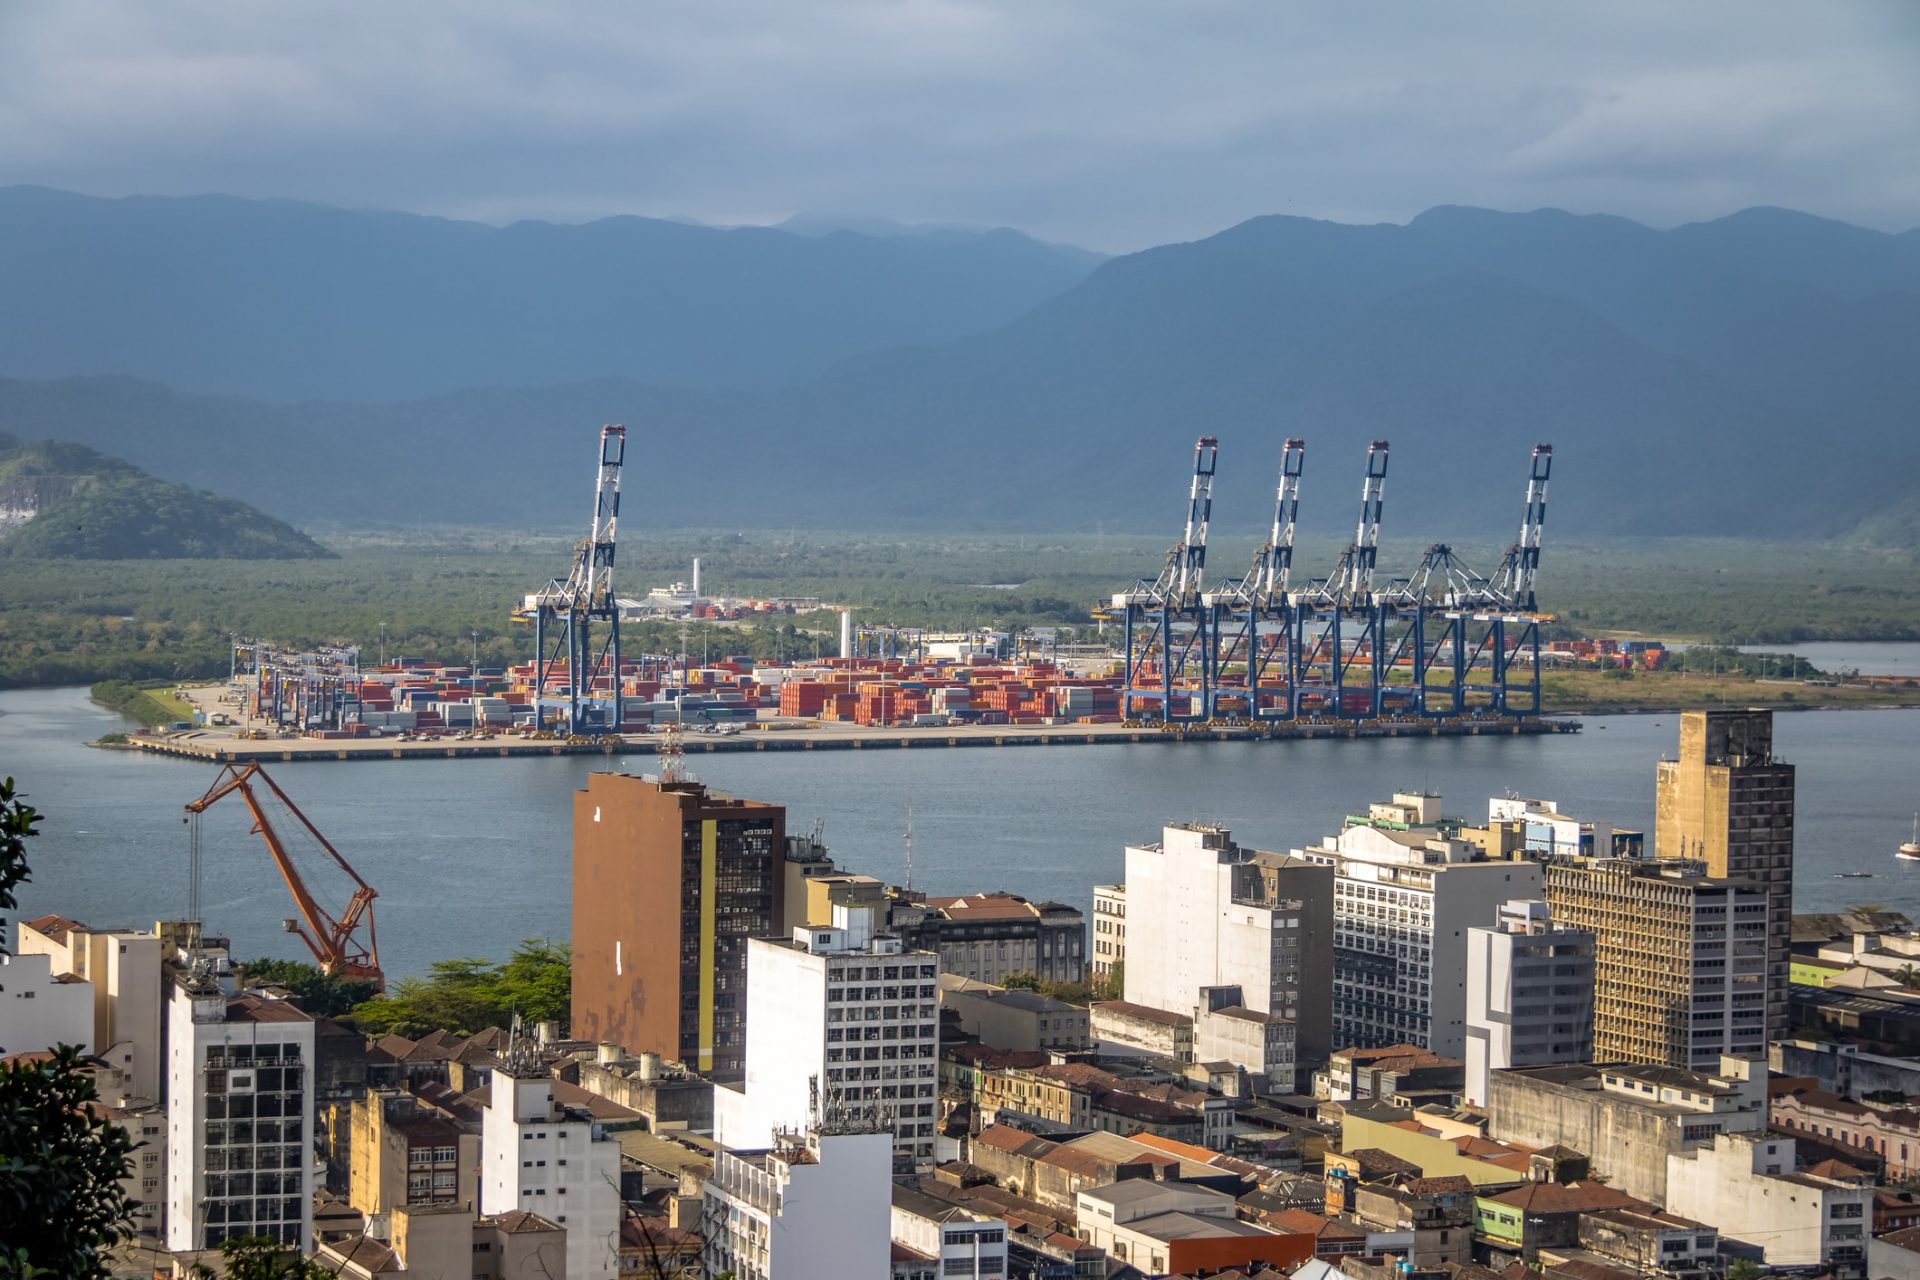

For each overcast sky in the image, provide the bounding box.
[1,1,1914,252]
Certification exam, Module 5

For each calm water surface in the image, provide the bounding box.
[3,687,1917,979]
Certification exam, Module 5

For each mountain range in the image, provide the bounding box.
[1,189,1915,545]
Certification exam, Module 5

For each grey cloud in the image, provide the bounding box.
[0,0,1913,249]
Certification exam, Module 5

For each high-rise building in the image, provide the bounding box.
[714,904,941,1170]
[571,774,785,1075]
[1656,709,1794,1041]
[165,979,316,1251]
[480,1045,623,1280]
[1122,824,1332,1075]
[1294,793,1542,1056]
[1463,899,1595,1107]
[1542,857,1769,1070]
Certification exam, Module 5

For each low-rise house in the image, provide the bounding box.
[1771,1084,1920,1178]
[1076,1180,1311,1277]
[1349,1176,1475,1265]
[1092,1000,1195,1061]
[892,1183,1010,1280]
[1323,1046,1464,1107]
[1575,1205,1719,1277]
[1664,1132,1872,1280]
[1485,1057,1767,1203]
[1473,1181,1640,1261]
[942,977,1091,1053]
[1870,1224,1920,1280]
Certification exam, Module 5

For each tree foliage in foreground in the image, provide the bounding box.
[185,1235,331,1279]
[348,940,571,1037]
[0,778,137,1280]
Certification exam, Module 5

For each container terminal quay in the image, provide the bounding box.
[120,428,1589,762]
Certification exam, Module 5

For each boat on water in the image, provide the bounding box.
[1836,871,1874,879]
[1899,814,1920,862]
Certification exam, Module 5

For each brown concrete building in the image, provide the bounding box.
[571,774,784,1076]
[1656,709,1794,1041]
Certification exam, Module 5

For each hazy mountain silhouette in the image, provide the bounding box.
[1,198,1914,543]
[0,186,1099,401]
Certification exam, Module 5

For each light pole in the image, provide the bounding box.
[378,621,387,669]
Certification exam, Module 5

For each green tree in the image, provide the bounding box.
[0,778,138,1280]
[238,958,379,1018]
[187,1235,330,1279]
[348,941,571,1037]
[1728,1258,1766,1280]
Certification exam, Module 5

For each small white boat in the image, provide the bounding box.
[1899,814,1920,862]
[1836,871,1874,879]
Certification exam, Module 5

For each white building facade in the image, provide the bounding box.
[1121,824,1328,1068]
[702,1127,895,1280]
[1666,1133,1871,1278]
[480,1058,622,1280]
[17,915,165,1110]
[1296,793,1542,1056]
[892,1186,1009,1280]
[718,905,940,1168]
[164,984,315,1251]
[1464,899,1595,1107]
[0,950,94,1056]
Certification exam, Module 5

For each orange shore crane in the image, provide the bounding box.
[184,762,383,990]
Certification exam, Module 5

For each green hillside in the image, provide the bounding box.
[0,437,332,560]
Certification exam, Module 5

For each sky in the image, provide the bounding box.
[1,1,1915,252]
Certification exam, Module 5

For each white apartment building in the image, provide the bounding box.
[480,1048,622,1280]
[717,904,941,1168]
[1666,1133,1871,1278]
[0,950,93,1055]
[18,913,165,1108]
[1092,883,1126,982]
[702,1126,894,1280]
[1464,899,1595,1107]
[1122,824,1331,1069]
[165,980,315,1251]
[892,1184,1009,1280]
[1295,793,1541,1056]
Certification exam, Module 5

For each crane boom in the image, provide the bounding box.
[184,763,382,988]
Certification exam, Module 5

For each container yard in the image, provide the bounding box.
[145,424,1586,765]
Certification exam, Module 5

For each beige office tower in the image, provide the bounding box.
[1656,709,1794,1042]
[1542,857,1770,1070]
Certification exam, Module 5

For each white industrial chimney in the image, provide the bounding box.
[839,609,852,660]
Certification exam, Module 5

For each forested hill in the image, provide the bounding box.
[0,437,332,559]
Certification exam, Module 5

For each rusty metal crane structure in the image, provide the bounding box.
[184,762,382,988]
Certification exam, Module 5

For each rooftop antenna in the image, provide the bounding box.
[903,804,915,892]
[658,721,686,785]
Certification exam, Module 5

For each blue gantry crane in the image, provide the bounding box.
[1204,438,1305,721]
[1114,437,1218,722]
[1293,440,1391,720]
[517,425,626,734]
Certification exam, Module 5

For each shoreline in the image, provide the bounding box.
[114,715,1580,764]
